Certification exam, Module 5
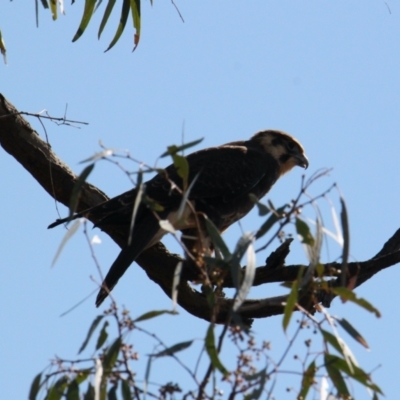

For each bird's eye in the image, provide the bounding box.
[286,141,296,151]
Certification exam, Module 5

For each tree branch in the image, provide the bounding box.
[1,93,399,324]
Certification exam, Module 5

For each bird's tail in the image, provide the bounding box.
[95,215,163,307]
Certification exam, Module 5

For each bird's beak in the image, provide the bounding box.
[295,153,309,169]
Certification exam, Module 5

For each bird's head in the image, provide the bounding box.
[252,130,309,176]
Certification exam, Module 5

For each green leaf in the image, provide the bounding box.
[129,0,141,51]
[152,340,193,357]
[248,194,270,216]
[340,196,350,286]
[108,385,117,400]
[69,163,95,218]
[83,383,94,400]
[75,369,92,385]
[134,309,177,322]
[104,0,130,52]
[298,360,316,399]
[0,30,6,64]
[80,149,114,163]
[324,354,350,397]
[160,138,204,157]
[205,325,229,376]
[233,237,256,312]
[51,219,83,267]
[66,380,79,400]
[325,354,383,394]
[295,218,315,246]
[102,338,122,371]
[96,321,109,351]
[332,287,381,317]
[78,315,104,354]
[255,204,287,239]
[243,368,267,400]
[282,280,298,332]
[172,154,189,188]
[98,0,117,39]
[49,0,57,20]
[337,318,369,349]
[128,171,144,245]
[72,0,96,42]
[47,376,68,400]
[204,217,231,260]
[320,329,344,355]
[121,380,131,400]
[29,373,42,400]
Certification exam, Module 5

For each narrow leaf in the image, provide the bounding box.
[177,172,199,219]
[332,287,381,317]
[325,354,383,394]
[121,380,131,400]
[129,0,141,51]
[80,149,113,163]
[104,0,130,52]
[160,138,204,157]
[75,369,91,385]
[69,163,95,218]
[95,321,109,351]
[324,354,350,397]
[66,380,79,400]
[40,0,49,8]
[93,359,102,400]
[0,30,6,64]
[320,329,345,355]
[159,219,177,234]
[29,373,42,400]
[128,172,143,246]
[233,239,256,311]
[205,325,229,376]
[51,219,83,267]
[83,383,94,400]
[255,204,287,239]
[282,280,298,332]
[152,340,193,357]
[172,262,182,311]
[340,196,350,287]
[78,315,104,354]
[49,0,57,20]
[243,368,267,400]
[98,0,117,39]
[108,385,117,400]
[205,217,231,260]
[298,360,316,399]
[134,309,176,322]
[337,318,369,349]
[102,338,122,371]
[72,0,97,42]
[296,218,315,246]
[248,194,270,216]
[172,154,189,188]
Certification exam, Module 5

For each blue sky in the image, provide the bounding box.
[1,1,400,398]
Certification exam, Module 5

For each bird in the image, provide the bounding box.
[48,130,308,306]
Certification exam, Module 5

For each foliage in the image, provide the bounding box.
[29,140,384,399]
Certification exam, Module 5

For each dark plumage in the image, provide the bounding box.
[48,130,308,306]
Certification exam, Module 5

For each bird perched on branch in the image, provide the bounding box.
[48,130,308,306]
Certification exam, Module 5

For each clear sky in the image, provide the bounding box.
[1,1,400,399]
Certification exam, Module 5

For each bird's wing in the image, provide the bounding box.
[146,145,278,203]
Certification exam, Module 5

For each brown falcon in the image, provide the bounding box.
[48,130,308,306]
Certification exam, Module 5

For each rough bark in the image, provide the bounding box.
[1,93,399,324]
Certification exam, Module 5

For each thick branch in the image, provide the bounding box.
[1,93,399,324]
